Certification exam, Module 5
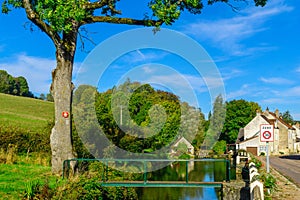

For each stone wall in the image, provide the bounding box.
[223,162,264,200]
[223,180,250,200]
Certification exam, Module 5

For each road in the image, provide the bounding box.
[269,155,300,187]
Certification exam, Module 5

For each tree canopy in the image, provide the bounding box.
[0,70,33,97]
[220,99,261,144]
[281,110,294,125]
[2,0,268,35]
[73,81,207,156]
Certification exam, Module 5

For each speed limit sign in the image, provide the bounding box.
[260,124,274,142]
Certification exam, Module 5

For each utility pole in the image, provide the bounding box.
[120,105,123,126]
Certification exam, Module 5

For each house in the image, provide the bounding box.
[236,108,299,156]
[293,123,300,151]
[171,136,194,155]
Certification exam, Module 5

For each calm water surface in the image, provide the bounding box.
[136,160,230,200]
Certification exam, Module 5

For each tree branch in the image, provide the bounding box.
[22,0,61,47]
[83,0,107,10]
[83,0,121,15]
[78,27,97,52]
[81,16,163,27]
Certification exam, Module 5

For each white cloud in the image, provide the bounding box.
[226,84,251,99]
[120,50,169,64]
[183,0,293,56]
[284,86,300,96]
[260,77,294,85]
[220,68,244,81]
[0,53,81,94]
[295,66,300,73]
[142,65,156,74]
[261,98,287,104]
[0,53,55,94]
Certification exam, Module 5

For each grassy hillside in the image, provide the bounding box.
[0,93,54,133]
[0,93,56,199]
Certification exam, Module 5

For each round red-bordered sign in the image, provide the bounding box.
[262,131,271,139]
[62,111,69,118]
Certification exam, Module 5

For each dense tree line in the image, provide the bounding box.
[0,70,33,97]
[74,82,290,156]
[73,80,208,157]
[0,69,54,101]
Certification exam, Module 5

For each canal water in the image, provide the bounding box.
[136,160,231,200]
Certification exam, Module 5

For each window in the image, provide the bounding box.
[259,145,266,153]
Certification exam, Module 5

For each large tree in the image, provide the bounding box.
[220,99,261,144]
[2,0,268,174]
[281,110,294,125]
[204,94,225,149]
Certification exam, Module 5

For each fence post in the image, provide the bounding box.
[62,160,66,179]
[62,159,71,179]
[143,160,147,184]
[226,159,230,182]
[186,160,189,183]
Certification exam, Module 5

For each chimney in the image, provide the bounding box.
[275,109,279,118]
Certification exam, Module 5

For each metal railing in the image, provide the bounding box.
[63,158,231,185]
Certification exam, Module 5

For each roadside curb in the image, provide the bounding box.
[256,156,300,200]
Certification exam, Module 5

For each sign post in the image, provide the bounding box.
[260,124,274,173]
[266,141,269,173]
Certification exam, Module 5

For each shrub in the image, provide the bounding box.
[23,180,53,200]
[260,152,265,156]
[5,144,18,164]
[51,175,138,199]
[0,122,52,154]
[250,156,262,169]
[213,140,227,155]
[178,153,190,160]
[261,173,277,194]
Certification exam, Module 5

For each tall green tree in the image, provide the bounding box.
[2,0,268,173]
[220,99,261,144]
[0,70,15,94]
[281,110,294,125]
[15,76,30,96]
[46,93,54,102]
[203,94,225,149]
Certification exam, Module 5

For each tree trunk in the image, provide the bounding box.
[50,46,76,174]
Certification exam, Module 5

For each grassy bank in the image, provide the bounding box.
[0,93,54,133]
[0,93,55,199]
[0,163,56,200]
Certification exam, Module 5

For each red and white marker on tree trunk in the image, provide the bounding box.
[62,111,69,118]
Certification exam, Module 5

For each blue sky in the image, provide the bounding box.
[1,0,300,120]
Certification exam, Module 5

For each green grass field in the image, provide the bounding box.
[0,93,54,133]
[0,93,56,199]
[0,163,56,200]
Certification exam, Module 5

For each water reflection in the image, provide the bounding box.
[136,161,226,200]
